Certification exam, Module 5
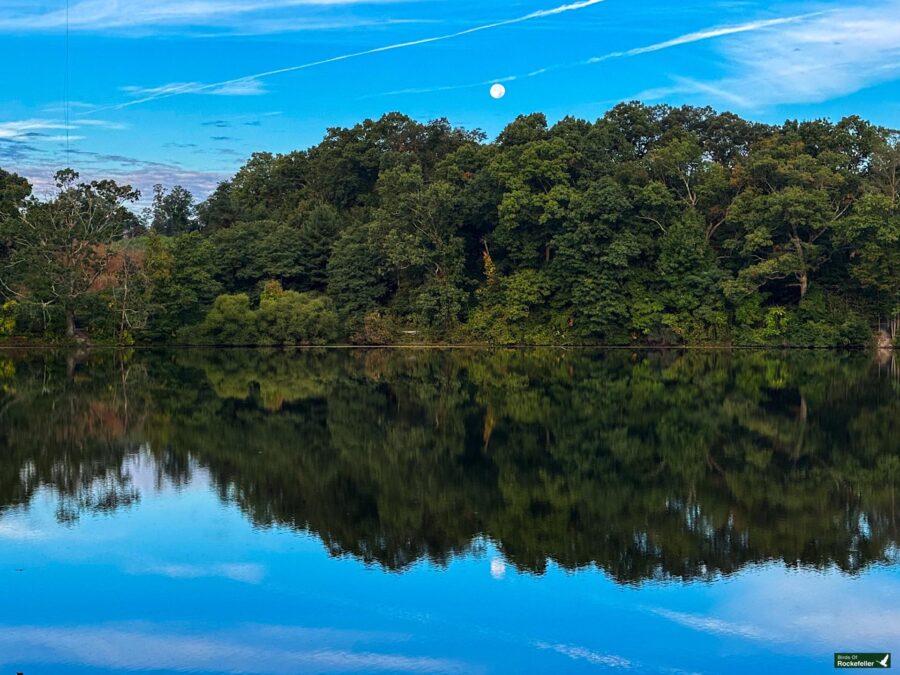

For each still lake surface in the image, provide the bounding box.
[0,348,897,674]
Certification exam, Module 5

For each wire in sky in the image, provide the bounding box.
[65,0,70,166]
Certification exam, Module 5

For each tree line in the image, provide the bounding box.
[1,103,898,345]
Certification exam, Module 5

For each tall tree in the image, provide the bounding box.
[841,137,900,333]
[327,224,388,330]
[296,204,341,292]
[371,165,468,331]
[149,184,196,235]
[490,126,579,267]
[0,168,31,220]
[0,170,139,337]
[724,129,856,303]
[196,181,238,231]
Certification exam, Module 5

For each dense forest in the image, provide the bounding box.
[1,103,898,346]
[0,348,897,582]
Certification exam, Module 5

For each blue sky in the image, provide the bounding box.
[2,0,900,202]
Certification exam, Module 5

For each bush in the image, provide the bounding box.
[732,289,870,347]
[191,293,258,345]
[0,301,16,336]
[354,311,401,345]
[257,283,340,345]
[188,281,340,345]
[465,270,566,344]
[787,290,870,347]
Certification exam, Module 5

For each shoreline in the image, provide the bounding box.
[0,340,891,351]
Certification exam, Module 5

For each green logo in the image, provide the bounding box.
[835,653,891,669]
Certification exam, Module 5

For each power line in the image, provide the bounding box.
[65,0,70,167]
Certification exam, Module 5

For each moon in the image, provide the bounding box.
[490,83,506,100]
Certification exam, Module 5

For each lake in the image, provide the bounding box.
[0,348,897,674]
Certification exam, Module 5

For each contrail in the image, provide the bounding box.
[81,0,609,114]
[370,13,821,98]
[587,14,819,63]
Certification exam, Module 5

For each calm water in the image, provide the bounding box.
[0,348,897,674]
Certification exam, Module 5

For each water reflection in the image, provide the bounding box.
[0,348,897,584]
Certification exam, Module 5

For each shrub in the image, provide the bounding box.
[189,281,339,345]
[258,286,340,345]
[0,300,16,336]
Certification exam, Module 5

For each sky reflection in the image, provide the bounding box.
[1,454,898,674]
[1,349,897,673]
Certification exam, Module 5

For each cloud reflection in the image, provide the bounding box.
[534,641,632,669]
[0,623,470,674]
[650,568,900,653]
[141,562,267,584]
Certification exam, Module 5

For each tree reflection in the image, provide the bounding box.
[0,348,896,582]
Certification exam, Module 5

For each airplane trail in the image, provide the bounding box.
[370,13,821,99]
[81,0,610,114]
[586,14,820,63]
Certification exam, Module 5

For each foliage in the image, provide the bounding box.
[0,168,31,219]
[187,281,339,345]
[144,232,222,340]
[1,106,899,345]
[147,184,196,236]
[0,300,15,336]
[0,170,139,338]
[0,348,897,581]
[326,224,388,332]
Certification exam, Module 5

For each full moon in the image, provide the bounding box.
[489,83,506,100]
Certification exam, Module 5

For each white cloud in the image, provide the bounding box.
[0,119,70,140]
[0,117,125,142]
[650,608,780,642]
[1,117,227,205]
[650,567,900,654]
[587,14,818,64]
[76,119,129,129]
[729,569,900,648]
[703,1,900,106]
[634,76,753,109]
[0,0,410,32]
[122,78,268,99]
[0,520,49,541]
[198,77,268,96]
[33,135,86,142]
[212,16,431,37]
[10,149,235,203]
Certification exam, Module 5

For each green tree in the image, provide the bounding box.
[191,293,258,344]
[149,184,196,235]
[0,168,31,220]
[0,170,139,338]
[371,165,469,332]
[841,139,900,334]
[145,232,222,339]
[257,280,340,345]
[196,181,238,231]
[551,178,655,341]
[725,126,860,304]
[490,122,578,266]
[296,204,341,292]
[327,224,388,332]
[655,209,728,342]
